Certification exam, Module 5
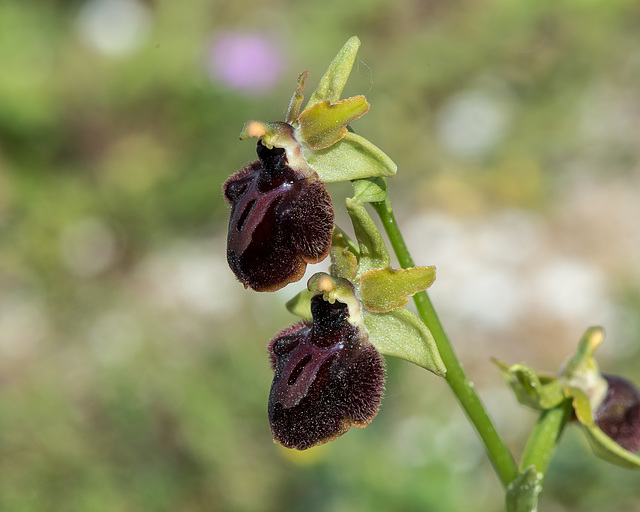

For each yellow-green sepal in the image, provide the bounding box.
[297,96,370,150]
[360,266,436,313]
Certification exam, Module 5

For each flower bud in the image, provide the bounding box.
[267,294,385,449]
[594,375,640,453]
[223,140,333,292]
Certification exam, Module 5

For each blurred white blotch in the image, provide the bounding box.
[531,257,606,322]
[436,81,515,160]
[76,0,151,56]
[0,296,50,360]
[135,240,242,317]
[59,217,117,278]
[89,310,142,365]
[406,210,541,331]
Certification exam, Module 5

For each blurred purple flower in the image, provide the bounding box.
[208,32,285,94]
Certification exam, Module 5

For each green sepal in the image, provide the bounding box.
[285,289,314,320]
[363,308,446,377]
[305,36,360,108]
[302,131,397,183]
[345,197,389,277]
[360,266,436,313]
[352,177,388,203]
[494,360,565,411]
[297,96,370,150]
[506,466,543,512]
[330,228,358,280]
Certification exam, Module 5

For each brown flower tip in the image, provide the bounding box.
[595,375,640,453]
[267,294,385,450]
[224,141,334,292]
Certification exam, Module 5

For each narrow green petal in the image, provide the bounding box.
[286,71,308,124]
[345,198,389,276]
[564,385,595,426]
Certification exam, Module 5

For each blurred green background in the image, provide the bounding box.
[1,0,640,511]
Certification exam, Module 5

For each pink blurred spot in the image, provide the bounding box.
[208,32,285,94]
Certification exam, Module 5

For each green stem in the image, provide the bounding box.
[519,399,573,476]
[371,197,519,488]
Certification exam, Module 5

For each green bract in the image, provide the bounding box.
[493,360,564,411]
[240,36,397,184]
[352,177,388,203]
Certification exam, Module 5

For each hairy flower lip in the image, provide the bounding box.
[267,294,385,450]
[595,374,640,453]
[223,139,333,292]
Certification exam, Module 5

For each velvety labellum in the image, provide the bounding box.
[267,295,385,450]
[270,328,344,408]
[595,375,640,453]
[224,142,333,292]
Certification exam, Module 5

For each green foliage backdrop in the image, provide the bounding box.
[1,1,640,510]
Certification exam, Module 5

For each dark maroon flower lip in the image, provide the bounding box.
[223,140,333,292]
[595,374,640,453]
[267,294,385,450]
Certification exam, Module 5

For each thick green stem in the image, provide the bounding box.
[519,399,573,476]
[371,197,519,488]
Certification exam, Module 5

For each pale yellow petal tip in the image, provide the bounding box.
[581,326,605,355]
[239,120,268,140]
